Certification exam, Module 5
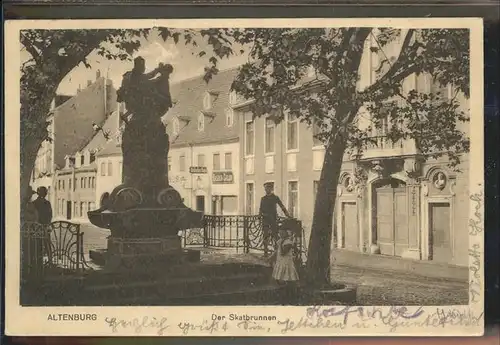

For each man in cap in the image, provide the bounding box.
[259,182,291,256]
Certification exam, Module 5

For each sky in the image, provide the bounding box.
[21,29,250,96]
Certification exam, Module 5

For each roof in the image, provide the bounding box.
[164,67,240,148]
[51,77,116,169]
[96,139,122,157]
[78,108,120,154]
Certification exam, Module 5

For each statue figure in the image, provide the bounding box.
[115,57,176,208]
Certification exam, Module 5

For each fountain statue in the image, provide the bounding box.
[88,57,203,270]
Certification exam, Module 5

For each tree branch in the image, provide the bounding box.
[20,33,42,65]
[358,29,418,102]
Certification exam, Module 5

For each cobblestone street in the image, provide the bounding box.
[78,223,468,306]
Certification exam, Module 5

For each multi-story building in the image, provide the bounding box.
[165,68,240,215]
[235,30,470,269]
[31,95,72,206]
[52,72,117,221]
[95,68,241,215]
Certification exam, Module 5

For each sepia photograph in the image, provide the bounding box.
[5,18,484,336]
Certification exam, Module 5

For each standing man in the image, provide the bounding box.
[33,186,53,266]
[33,187,52,225]
[259,182,291,256]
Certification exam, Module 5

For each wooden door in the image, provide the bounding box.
[66,201,72,220]
[342,202,359,251]
[394,187,409,256]
[430,203,452,263]
[376,187,395,255]
[196,196,205,212]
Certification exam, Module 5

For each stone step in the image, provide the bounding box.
[82,272,271,305]
[116,285,282,306]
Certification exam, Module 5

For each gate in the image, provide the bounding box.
[21,221,89,283]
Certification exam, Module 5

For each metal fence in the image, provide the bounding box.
[183,215,304,259]
[21,221,89,283]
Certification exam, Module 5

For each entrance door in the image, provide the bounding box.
[429,202,452,263]
[342,202,358,251]
[66,201,72,220]
[196,196,205,213]
[375,180,409,256]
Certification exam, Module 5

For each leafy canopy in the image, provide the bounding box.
[227,28,470,167]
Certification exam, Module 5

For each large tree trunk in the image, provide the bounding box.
[20,100,53,222]
[305,132,347,287]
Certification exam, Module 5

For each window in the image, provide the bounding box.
[265,118,275,154]
[312,120,322,147]
[288,181,299,218]
[80,177,84,189]
[69,178,72,190]
[107,161,113,176]
[313,180,319,202]
[198,113,205,131]
[224,152,232,170]
[80,202,84,217]
[287,113,298,151]
[101,162,106,176]
[245,121,254,156]
[74,201,78,218]
[225,108,234,127]
[179,155,185,172]
[88,202,92,212]
[80,155,85,166]
[213,153,221,171]
[58,180,61,190]
[173,117,180,135]
[62,180,65,190]
[203,92,212,110]
[246,183,254,215]
[74,178,77,189]
[90,153,96,163]
[168,156,172,172]
[197,154,205,167]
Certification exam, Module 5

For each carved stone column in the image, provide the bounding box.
[401,157,422,260]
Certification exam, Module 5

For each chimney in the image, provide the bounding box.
[96,70,101,80]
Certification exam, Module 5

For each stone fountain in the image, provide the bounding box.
[88,58,202,270]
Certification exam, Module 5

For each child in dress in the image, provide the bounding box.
[272,228,299,304]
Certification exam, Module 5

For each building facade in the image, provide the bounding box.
[51,72,117,222]
[235,30,470,268]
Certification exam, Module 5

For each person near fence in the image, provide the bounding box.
[21,186,40,282]
[272,228,299,304]
[33,186,53,266]
[259,182,291,256]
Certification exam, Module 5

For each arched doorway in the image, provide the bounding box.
[371,177,408,256]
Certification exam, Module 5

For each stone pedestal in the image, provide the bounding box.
[105,235,183,270]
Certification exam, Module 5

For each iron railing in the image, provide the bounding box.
[183,215,304,260]
[21,221,90,283]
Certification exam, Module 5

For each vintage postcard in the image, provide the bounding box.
[4,17,484,336]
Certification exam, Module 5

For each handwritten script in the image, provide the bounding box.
[104,316,169,335]
[276,306,483,333]
[468,188,484,303]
